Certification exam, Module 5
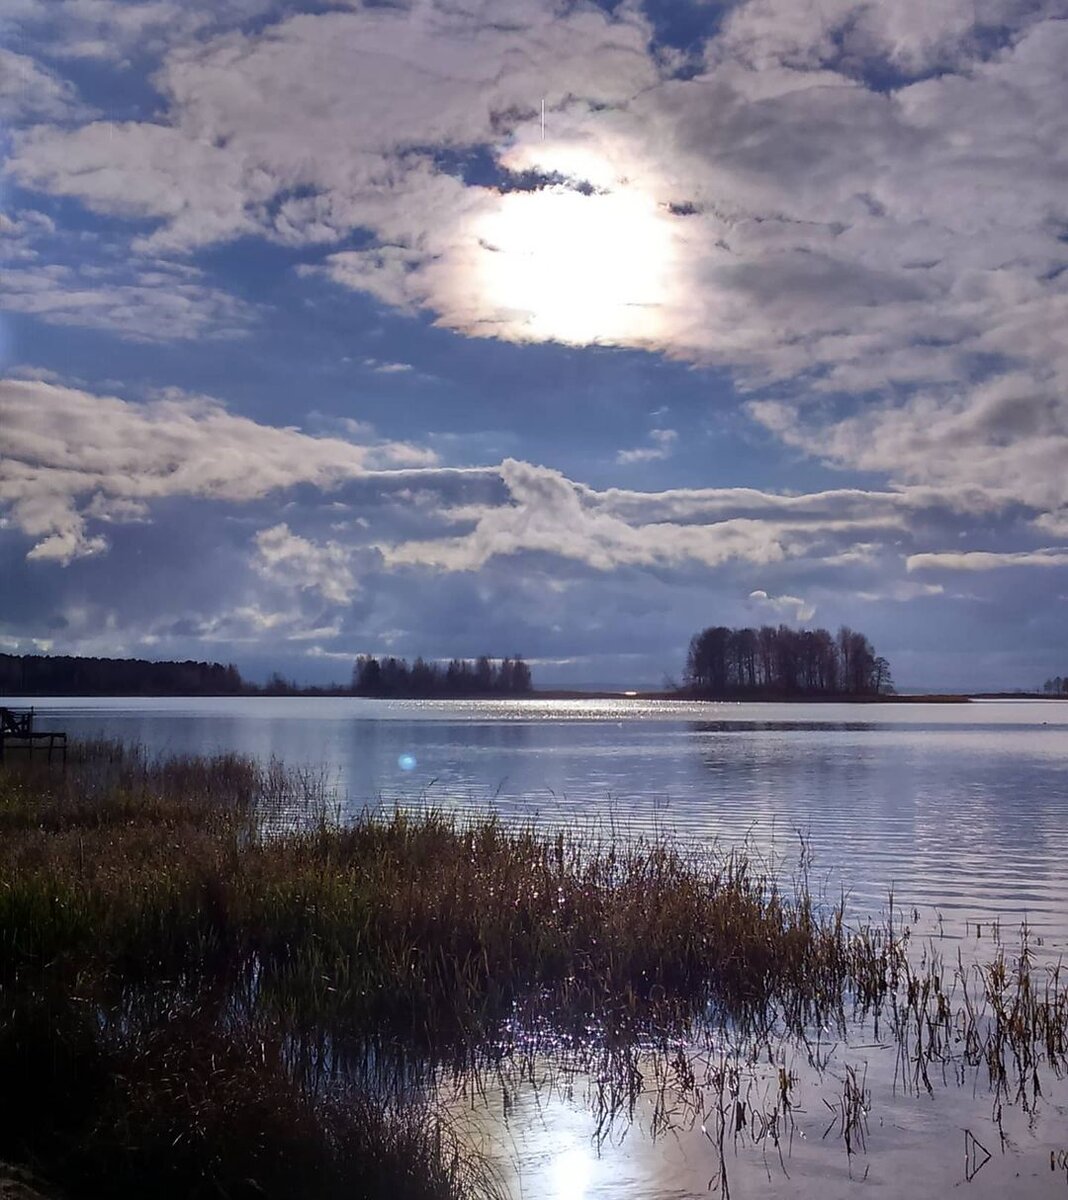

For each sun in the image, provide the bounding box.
[469,150,679,347]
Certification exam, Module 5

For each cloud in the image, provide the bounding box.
[8,376,1058,595]
[749,368,1068,514]
[0,212,256,342]
[3,365,1065,687]
[253,523,357,605]
[363,359,414,375]
[713,0,1066,76]
[747,588,815,622]
[907,548,1068,571]
[616,428,678,464]
[6,0,1068,537]
[7,376,1065,633]
[854,580,945,602]
[0,378,441,563]
[377,457,912,574]
[10,4,655,253]
[0,48,84,123]
[0,0,278,63]
[0,261,255,342]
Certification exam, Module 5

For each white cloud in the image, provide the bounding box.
[0,261,255,342]
[749,368,1068,515]
[713,0,1067,76]
[0,378,440,563]
[854,580,945,601]
[253,523,357,605]
[377,457,911,574]
[0,47,84,123]
[363,358,414,375]
[5,379,1061,602]
[907,548,1068,571]
[616,428,678,465]
[747,588,815,622]
[0,211,255,341]
[0,0,278,63]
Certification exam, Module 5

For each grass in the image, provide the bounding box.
[1,741,1066,1196]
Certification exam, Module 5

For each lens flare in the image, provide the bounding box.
[397,753,417,771]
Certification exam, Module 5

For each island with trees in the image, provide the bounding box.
[682,624,893,698]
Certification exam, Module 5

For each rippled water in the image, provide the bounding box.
[15,695,1068,1197]
[21,696,1068,943]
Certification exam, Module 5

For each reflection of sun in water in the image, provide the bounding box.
[472,151,678,346]
[548,1143,594,1200]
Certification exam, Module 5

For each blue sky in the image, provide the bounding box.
[2,0,1067,690]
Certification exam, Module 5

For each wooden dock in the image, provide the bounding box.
[0,706,67,764]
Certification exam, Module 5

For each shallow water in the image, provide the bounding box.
[13,695,1068,1197]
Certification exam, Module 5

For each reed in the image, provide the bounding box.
[0,745,902,1043]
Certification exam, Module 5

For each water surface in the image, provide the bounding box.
[20,696,1068,942]
[14,695,1068,1198]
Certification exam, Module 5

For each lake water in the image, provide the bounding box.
[12,695,1068,1197]
[18,695,1068,943]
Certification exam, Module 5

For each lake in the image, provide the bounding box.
[12,695,1068,1197]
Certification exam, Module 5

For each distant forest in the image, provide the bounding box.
[684,624,893,697]
[0,652,534,698]
[351,655,533,697]
[0,654,245,697]
[1041,676,1068,695]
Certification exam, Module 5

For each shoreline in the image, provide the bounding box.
[3,689,1064,703]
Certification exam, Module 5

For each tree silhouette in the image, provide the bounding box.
[683,624,891,697]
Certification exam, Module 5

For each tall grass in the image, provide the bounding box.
[0,745,901,1038]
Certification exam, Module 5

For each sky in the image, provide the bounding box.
[1,0,1067,691]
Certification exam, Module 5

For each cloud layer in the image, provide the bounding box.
[2,0,1067,686]
[6,0,1067,524]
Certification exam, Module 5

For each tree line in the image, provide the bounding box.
[351,655,533,697]
[1041,676,1068,695]
[0,654,245,697]
[1,653,536,699]
[684,624,893,697]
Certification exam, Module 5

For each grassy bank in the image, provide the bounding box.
[1,742,1064,1197]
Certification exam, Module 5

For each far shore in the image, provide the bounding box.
[518,689,1062,702]
[4,689,1065,703]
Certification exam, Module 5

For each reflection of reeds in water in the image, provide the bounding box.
[1,741,1065,1198]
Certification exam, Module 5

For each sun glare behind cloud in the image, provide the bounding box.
[470,153,678,347]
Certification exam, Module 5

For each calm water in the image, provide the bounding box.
[14,695,1068,1197]
[19,695,1068,941]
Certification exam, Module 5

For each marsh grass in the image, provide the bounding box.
[1,742,1066,1197]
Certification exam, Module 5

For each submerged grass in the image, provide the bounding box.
[1,741,1065,1196]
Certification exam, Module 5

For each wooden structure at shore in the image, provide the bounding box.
[0,706,67,764]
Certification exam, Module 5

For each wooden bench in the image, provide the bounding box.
[0,706,67,764]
